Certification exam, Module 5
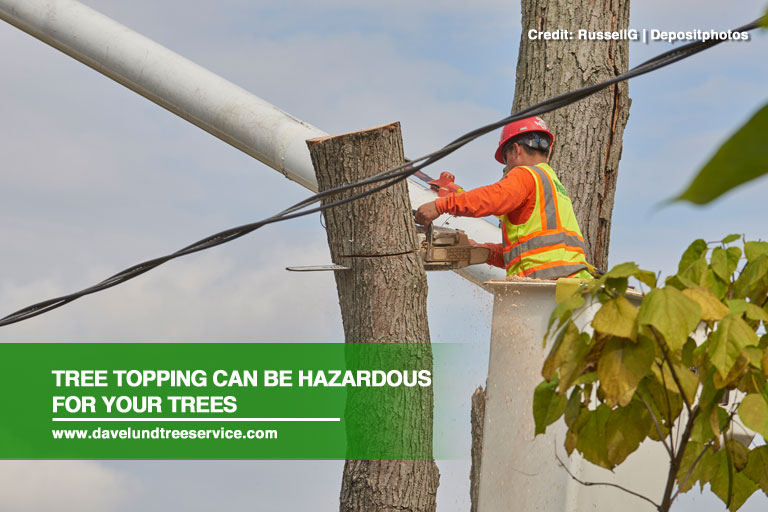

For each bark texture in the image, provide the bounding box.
[513,0,632,269]
[307,122,439,512]
[469,386,486,512]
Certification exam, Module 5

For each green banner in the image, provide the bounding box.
[0,343,460,460]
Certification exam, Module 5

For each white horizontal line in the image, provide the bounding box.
[51,417,340,422]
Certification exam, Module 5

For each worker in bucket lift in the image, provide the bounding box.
[415,116,593,280]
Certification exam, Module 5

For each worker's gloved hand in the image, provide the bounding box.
[414,202,439,226]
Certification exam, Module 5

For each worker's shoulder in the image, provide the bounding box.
[500,165,538,187]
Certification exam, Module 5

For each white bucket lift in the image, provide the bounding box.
[478,280,667,512]
[477,279,756,511]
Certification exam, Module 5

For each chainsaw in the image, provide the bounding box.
[286,224,489,272]
[416,224,490,271]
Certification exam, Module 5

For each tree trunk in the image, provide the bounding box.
[469,386,486,512]
[513,0,632,270]
[307,122,440,512]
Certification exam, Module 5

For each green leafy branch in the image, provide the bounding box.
[534,236,768,512]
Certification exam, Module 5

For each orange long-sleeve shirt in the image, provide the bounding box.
[434,166,537,269]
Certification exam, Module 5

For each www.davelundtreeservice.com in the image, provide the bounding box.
[528,28,752,43]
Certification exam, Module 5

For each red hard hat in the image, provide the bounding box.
[494,116,554,164]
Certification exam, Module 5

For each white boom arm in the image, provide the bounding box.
[0,0,505,286]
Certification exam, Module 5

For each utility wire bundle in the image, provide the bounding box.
[0,17,762,328]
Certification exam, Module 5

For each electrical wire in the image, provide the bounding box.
[0,17,763,328]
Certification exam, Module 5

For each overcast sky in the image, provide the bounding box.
[0,0,767,510]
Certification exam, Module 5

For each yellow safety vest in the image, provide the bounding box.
[502,164,592,280]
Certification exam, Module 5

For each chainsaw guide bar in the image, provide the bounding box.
[287,225,488,272]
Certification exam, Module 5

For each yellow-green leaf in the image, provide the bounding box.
[727,246,743,274]
[547,294,585,334]
[605,261,639,278]
[674,103,768,205]
[575,405,613,469]
[558,336,593,394]
[602,262,657,291]
[733,254,768,300]
[565,429,577,455]
[597,337,654,407]
[710,407,729,451]
[542,322,591,390]
[651,363,699,405]
[738,394,768,438]
[713,351,750,389]
[708,313,759,382]
[572,371,597,386]
[634,270,658,289]
[727,439,750,472]
[727,299,768,322]
[637,376,682,438]
[745,241,768,262]
[604,399,651,466]
[744,446,768,493]
[564,388,582,428]
[678,239,708,273]
[543,321,575,381]
[554,278,583,303]
[742,346,764,369]
[677,441,703,492]
[710,454,759,511]
[695,447,722,491]
[763,347,768,378]
[683,286,729,322]
[638,287,702,351]
[711,247,732,282]
[710,446,757,512]
[682,338,697,367]
[722,234,742,244]
[738,367,766,394]
[678,442,716,492]
[592,296,638,340]
[692,371,725,443]
[533,378,567,435]
[707,269,730,300]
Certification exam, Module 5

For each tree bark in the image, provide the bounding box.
[469,386,486,512]
[513,0,632,270]
[307,122,440,512]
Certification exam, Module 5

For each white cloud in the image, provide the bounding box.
[0,240,343,341]
[0,461,138,512]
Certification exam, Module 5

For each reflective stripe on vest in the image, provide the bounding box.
[504,231,587,265]
[529,165,558,230]
[502,164,590,279]
[521,263,589,280]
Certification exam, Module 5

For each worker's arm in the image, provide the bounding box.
[469,240,505,268]
[435,167,535,217]
[414,167,535,226]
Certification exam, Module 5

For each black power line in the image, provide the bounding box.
[0,17,762,328]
